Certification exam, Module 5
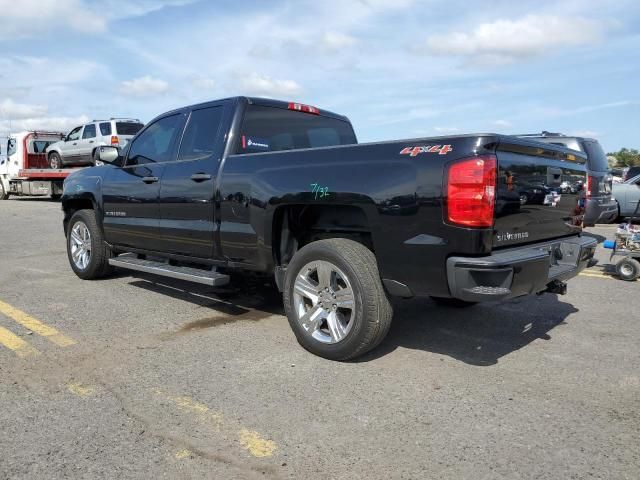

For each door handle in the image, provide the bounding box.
[89,140,94,143]
[190,173,212,182]
[72,143,77,145]
[142,176,159,183]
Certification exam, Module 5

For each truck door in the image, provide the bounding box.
[156,103,230,258]
[61,126,83,163]
[77,123,97,163]
[102,112,186,251]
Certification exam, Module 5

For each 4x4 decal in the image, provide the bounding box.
[400,145,453,157]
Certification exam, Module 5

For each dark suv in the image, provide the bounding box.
[518,132,616,226]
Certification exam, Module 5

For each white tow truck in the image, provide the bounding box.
[0,131,84,200]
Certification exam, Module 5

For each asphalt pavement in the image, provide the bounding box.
[0,198,638,479]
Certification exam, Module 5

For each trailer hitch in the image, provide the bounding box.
[539,279,568,296]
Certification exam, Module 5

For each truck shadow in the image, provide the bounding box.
[126,273,284,338]
[124,272,577,366]
[358,294,578,366]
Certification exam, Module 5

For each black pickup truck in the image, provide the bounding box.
[62,97,597,360]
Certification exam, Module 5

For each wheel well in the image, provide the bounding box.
[62,199,94,232]
[273,205,373,267]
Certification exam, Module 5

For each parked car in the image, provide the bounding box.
[517,132,617,225]
[613,174,640,218]
[61,97,596,360]
[518,183,553,205]
[46,118,144,169]
[623,166,640,182]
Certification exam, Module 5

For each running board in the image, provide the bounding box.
[109,254,230,286]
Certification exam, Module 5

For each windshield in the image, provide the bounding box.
[237,105,357,154]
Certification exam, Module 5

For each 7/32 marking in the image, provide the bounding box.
[310,183,330,200]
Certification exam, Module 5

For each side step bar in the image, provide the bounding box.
[109,254,230,286]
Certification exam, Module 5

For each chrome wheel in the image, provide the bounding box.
[50,154,61,169]
[293,260,355,344]
[69,221,92,270]
[620,263,633,277]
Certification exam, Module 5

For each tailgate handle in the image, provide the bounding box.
[142,176,159,184]
[190,173,212,182]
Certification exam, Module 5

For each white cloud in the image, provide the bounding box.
[321,32,357,50]
[492,120,513,128]
[425,15,604,64]
[191,77,216,91]
[433,126,460,133]
[0,99,48,120]
[0,115,89,135]
[568,130,600,138]
[0,0,198,38]
[0,0,106,38]
[241,73,303,97]
[120,76,170,96]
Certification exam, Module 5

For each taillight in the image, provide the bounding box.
[288,102,320,115]
[111,135,119,146]
[446,154,497,228]
[586,175,594,198]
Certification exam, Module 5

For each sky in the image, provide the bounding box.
[0,0,639,153]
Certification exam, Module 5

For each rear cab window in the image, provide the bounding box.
[99,122,112,136]
[115,121,144,136]
[236,105,357,154]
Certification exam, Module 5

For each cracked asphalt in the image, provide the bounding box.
[0,198,638,479]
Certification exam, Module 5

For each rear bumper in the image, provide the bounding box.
[584,198,618,226]
[446,235,597,302]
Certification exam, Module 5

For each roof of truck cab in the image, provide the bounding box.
[160,96,351,123]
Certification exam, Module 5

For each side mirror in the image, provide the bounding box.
[97,146,121,165]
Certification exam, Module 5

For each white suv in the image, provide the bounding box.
[46,118,144,169]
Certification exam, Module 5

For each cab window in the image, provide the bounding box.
[67,127,82,142]
[126,114,183,166]
[178,106,224,161]
[82,124,97,139]
[7,139,17,157]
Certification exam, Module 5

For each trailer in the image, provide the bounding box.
[0,131,83,200]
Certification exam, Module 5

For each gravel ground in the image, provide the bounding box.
[0,198,638,479]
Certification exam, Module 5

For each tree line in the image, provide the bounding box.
[608,148,640,168]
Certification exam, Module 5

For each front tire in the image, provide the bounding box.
[67,210,114,280]
[0,179,9,200]
[283,238,393,361]
[615,257,640,281]
[49,152,62,169]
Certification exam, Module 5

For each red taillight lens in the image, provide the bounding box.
[111,135,119,146]
[446,155,497,227]
[586,175,594,198]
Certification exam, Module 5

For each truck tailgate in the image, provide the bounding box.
[493,137,587,248]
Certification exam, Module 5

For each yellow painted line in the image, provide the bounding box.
[0,300,76,347]
[238,429,277,458]
[175,449,192,459]
[67,383,95,398]
[154,390,223,430]
[155,389,277,458]
[0,325,40,358]
[579,271,613,279]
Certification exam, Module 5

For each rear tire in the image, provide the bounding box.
[67,209,114,280]
[283,238,393,361]
[49,152,62,169]
[430,296,477,308]
[615,257,640,281]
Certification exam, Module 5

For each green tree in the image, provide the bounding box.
[607,148,640,167]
